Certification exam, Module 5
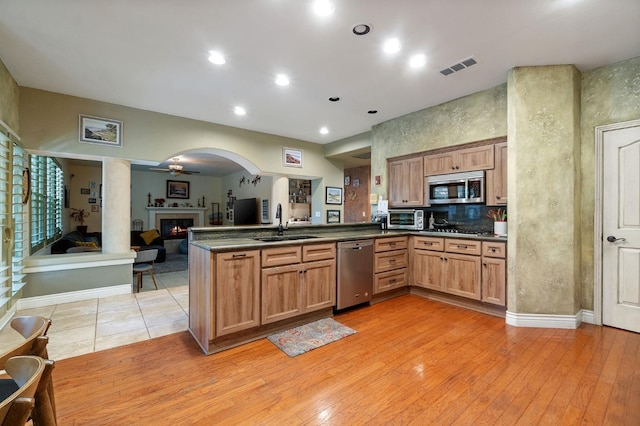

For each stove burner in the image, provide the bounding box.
[427,228,490,235]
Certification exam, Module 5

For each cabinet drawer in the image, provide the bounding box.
[482,241,506,258]
[261,246,301,267]
[374,268,408,294]
[375,236,408,252]
[413,236,444,251]
[374,249,408,273]
[444,238,481,255]
[302,243,336,262]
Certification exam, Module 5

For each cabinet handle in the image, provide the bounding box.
[483,262,487,266]
[457,244,468,249]
[389,278,397,283]
[423,241,433,245]
[232,253,246,258]
[390,258,396,263]
[389,242,396,246]
[491,248,497,252]
[496,196,501,200]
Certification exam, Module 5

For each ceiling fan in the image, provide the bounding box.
[149,158,200,176]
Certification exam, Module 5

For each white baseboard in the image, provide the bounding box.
[580,309,595,325]
[17,284,132,310]
[506,310,582,329]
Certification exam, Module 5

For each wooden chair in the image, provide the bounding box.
[0,356,45,426]
[134,249,158,292]
[0,317,56,426]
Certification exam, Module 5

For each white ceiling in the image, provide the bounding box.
[2,0,639,173]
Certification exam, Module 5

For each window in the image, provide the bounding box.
[30,156,63,252]
[0,131,10,314]
[12,144,27,295]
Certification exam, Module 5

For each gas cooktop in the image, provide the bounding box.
[424,228,493,236]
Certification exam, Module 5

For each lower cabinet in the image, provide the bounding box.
[481,241,507,306]
[261,243,336,325]
[374,236,408,294]
[215,250,261,337]
[405,236,508,307]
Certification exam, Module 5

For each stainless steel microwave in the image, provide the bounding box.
[387,209,424,230]
[426,171,485,205]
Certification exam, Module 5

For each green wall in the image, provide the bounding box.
[370,84,507,199]
[0,58,19,133]
[580,56,640,310]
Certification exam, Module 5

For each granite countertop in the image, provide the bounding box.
[190,226,507,252]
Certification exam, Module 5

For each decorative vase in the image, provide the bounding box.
[493,221,507,237]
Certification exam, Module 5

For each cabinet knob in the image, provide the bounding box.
[496,196,501,200]
[483,262,487,266]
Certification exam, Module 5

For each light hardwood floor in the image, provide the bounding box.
[50,294,639,425]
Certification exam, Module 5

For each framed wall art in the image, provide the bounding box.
[283,147,303,167]
[325,186,343,205]
[79,115,123,147]
[167,180,190,199]
[326,210,341,224]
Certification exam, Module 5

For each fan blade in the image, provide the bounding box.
[181,170,200,175]
[149,168,170,172]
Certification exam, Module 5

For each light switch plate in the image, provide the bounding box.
[315,211,320,218]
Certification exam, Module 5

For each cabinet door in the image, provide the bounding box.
[482,257,506,306]
[215,250,261,336]
[388,157,424,206]
[262,264,303,324]
[303,259,336,312]
[456,145,494,171]
[424,152,456,175]
[412,249,444,291]
[444,253,481,300]
[486,141,507,206]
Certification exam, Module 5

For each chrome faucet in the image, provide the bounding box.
[276,203,284,236]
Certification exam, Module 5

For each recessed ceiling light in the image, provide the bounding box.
[352,24,371,36]
[208,50,226,65]
[383,38,401,54]
[234,106,246,116]
[319,127,329,135]
[313,0,335,16]
[409,54,427,68]
[275,74,290,86]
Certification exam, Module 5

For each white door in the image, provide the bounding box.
[602,122,640,333]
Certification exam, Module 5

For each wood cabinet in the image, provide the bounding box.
[388,157,424,207]
[411,237,481,301]
[481,241,506,306]
[215,250,261,336]
[424,145,495,175]
[261,243,336,324]
[486,141,507,206]
[374,236,408,294]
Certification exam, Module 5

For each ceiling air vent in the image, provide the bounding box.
[440,56,478,76]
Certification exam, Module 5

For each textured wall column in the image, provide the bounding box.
[271,176,289,225]
[507,65,581,315]
[102,158,131,253]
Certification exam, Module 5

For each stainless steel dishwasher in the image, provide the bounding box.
[337,239,373,310]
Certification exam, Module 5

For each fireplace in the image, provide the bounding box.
[160,218,194,240]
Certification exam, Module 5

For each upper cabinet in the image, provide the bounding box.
[424,145,494,176]
[388,157,424,207]
[485,141,507,206]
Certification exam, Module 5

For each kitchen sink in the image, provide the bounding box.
[254,235,318,242]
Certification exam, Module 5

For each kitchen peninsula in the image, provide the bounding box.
[188,223,507,355]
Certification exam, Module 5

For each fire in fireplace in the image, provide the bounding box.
[160,218,194,240]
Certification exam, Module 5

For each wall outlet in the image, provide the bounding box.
[315,211,320,218]
[362,211,365,217]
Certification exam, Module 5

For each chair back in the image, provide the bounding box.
[0,356,45,424]
[135,249,158,264]
[0,316,49,368]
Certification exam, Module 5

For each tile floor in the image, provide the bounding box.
[0,270,189,361]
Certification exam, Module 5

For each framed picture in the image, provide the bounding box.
[283,147,303,167]
[167,180,190,199]
[326,210,341,224]
[344,176,351,186]
[88,197,97,204]
[91,205,99,212]
[79,114,123,147]
[80,188,90,195]
[325,186,343,205]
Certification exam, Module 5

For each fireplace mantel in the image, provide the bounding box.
[146,207,207,230]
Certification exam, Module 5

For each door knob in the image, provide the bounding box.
[606,235,626,243]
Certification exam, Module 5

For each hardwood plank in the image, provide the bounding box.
[49,295,640,424]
